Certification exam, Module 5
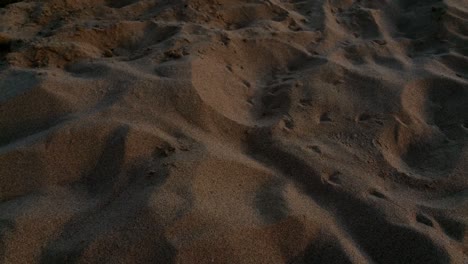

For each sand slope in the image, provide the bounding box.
[0,0,467,263]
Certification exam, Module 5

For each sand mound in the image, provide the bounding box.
[0,0,467,263]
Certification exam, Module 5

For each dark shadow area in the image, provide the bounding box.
[254,180,289,224]
[247,128,451,264]
[80,125,129,195]
[434,215,466,241]
[301,239,353,264]
[39,127,177,263]
[0,219,15,262]
[0,0,22,8]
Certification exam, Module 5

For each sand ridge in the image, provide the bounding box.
[0,0,467,263]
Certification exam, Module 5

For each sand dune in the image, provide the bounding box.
[0,0,467,263]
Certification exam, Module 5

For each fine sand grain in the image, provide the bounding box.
[0,0,467,263]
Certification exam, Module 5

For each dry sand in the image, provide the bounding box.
[0,0,467,263]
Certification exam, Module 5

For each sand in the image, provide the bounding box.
[0,0,467,263]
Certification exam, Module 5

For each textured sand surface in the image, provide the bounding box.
[0,0,467,263]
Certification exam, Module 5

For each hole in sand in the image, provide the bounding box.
[0,34,12,61]
[320,112,332,122]
[328,172,341,184]
[106,0,138,8]
[308,145,321,154]
[358,113,371,122]
[416,213,434,227]
[462,121,468,130]
[300,98,312,106]
[374,120,384,125]
[369,190,387,199]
